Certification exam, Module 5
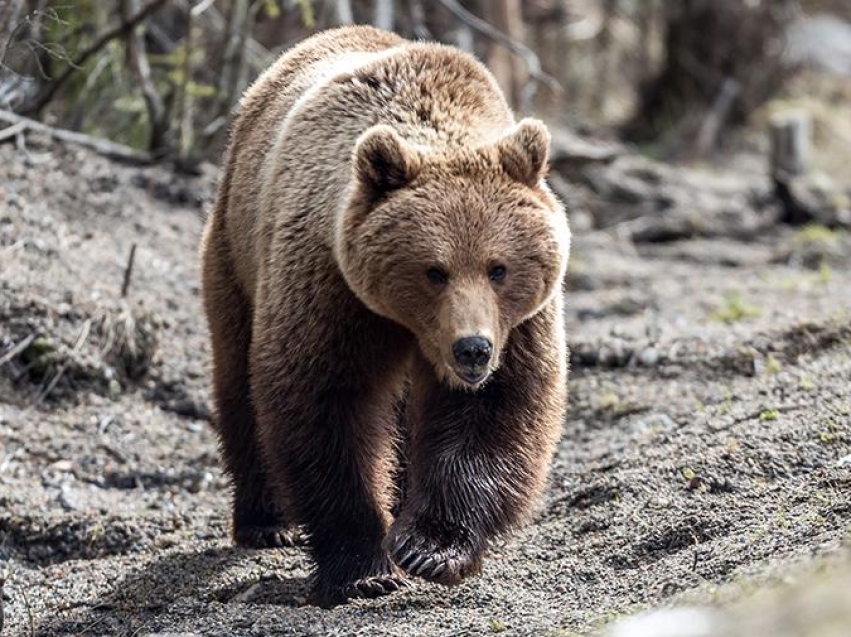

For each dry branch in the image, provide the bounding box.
[37,318,92,404]
[0,108,153,163]
[0,332,37,368]
[0,119,25,142]
[22,0,168,116]
[121,243,138,298]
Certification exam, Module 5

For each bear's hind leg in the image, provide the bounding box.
[201,226,298,548]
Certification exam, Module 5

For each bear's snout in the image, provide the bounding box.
[452,336,493,383]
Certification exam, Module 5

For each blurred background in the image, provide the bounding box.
[1,0,850,175]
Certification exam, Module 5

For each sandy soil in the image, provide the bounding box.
[1,138,849,637]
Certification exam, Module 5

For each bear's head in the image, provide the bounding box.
[336,118,570,390]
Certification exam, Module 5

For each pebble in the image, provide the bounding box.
[58,483,81,511]
[598,341,633,367]
[629,413,675,435]
[606,607,719,637]
[638,346,660,367]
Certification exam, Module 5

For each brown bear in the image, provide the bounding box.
[200,25,570,607]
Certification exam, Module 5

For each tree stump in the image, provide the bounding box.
[770,111,810,180]
[770,110,814,225]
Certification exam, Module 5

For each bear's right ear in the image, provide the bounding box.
[353,125,421,194]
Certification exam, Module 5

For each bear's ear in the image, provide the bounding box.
[496,118,550,187]
[353,125,421,194]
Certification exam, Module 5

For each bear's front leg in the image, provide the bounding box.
[387,299,567,585]
[250,294,413,607]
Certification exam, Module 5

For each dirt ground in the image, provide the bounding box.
[1,137,849,637]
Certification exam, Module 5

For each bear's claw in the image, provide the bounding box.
[344,574,412,600]
[234,524,303,549]
[389,532,481,585]
[310,574,412,606]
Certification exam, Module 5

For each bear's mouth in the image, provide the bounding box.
[454,367,489,385]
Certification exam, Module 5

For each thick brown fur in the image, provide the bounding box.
[200,25,570,607]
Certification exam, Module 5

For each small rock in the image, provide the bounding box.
[164,398,211,421]
[49,460,74,472]
[186,471,213,494]
[521,545,538,558]
[606,607,719,637]
[686,475,704,491]
[630,413,675,435]
[836,454,851,467]
[57,483,80,511]
[598,341,633,368]
[638,347,660,367]
[571,342,599,366]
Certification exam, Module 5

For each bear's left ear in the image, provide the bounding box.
[496,118,550,187]
[353,125,421,194]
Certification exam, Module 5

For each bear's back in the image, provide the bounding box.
[218,27,515,301]
[220,26,405,297]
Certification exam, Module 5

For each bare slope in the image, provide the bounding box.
[1,140,849,636]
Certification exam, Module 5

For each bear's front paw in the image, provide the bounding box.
[386,521,484,586]
[312,555,413,607]
[313,572,412,608]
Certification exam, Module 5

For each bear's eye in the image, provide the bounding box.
[489,264,507,282]
[426,267,448,285]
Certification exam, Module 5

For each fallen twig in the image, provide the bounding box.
[732,403,805,425]
[21,582,35,637]
[37,318,92,404]
[0,109,153,164]
[0,120,26,142]
[0,332,37,367]
[121,243,138,298]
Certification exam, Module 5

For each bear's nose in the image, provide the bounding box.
[453,336,493,369]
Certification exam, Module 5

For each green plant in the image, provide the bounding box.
[712,292,761,323]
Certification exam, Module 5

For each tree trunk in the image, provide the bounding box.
[0,0,24,59]
[592,0,618,114]
[485,0,526,110]
[374,0,394,31]
[625,0,791,148]
[120,0,169,154]
[217,0,251,118]
[331,0,353,25]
